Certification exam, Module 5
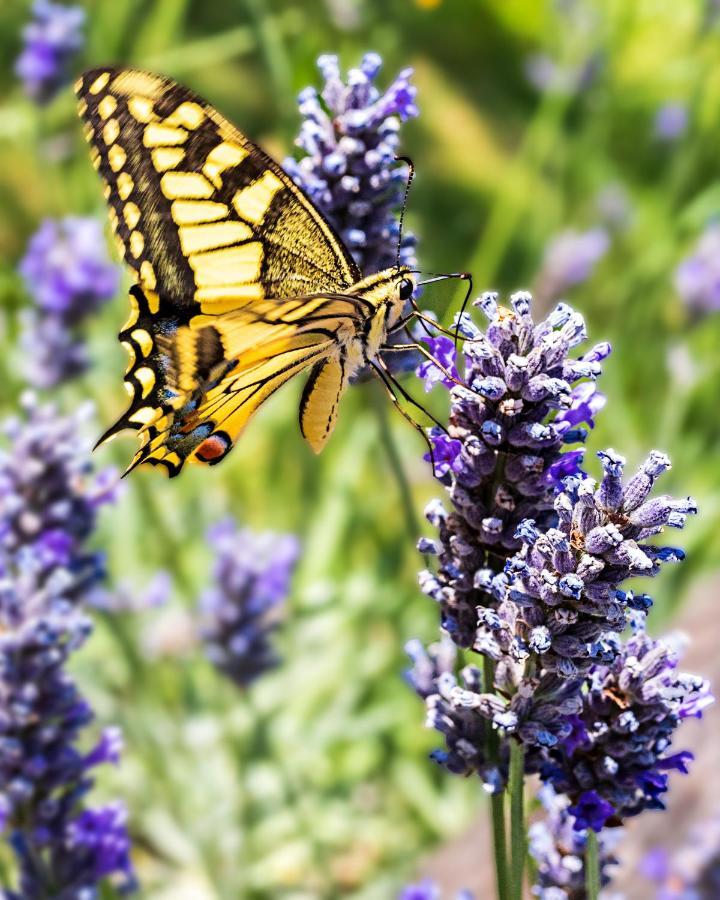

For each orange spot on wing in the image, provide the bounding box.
[196,434,229,462]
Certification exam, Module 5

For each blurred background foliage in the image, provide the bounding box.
[1,0,719,897]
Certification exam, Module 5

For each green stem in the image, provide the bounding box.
[585,829,600,900]
[491,792,510,900]
[509,741,526,900]
[483,657,510,900]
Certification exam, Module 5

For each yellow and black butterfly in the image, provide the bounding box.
[76,67,464,476]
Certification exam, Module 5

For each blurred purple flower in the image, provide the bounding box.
[18,217,119,387]
[642,812,720,899]
[675,225,720,312]
[537,228,610,301]
[200,520,299,688]
[0,393,118,602]
[524,53,599,96]
[596,183,633,230]
[92,571,172,614]
[0,400,135,896]
[399,881,474,900]
[655,103,688,141]
[285,52,418,276]
[15,0,85,103]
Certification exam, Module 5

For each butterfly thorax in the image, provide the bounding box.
[347,268,415,367]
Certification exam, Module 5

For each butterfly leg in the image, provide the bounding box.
[380,339,469,393]
[369,360,440,477]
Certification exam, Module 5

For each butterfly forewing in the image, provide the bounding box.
[76,67,369,474]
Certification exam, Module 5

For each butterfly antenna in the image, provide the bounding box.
[395,156,415,271]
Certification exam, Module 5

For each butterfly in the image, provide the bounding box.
[76,67,465,476]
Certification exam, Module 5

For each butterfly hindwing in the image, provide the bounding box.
[75,66,368,473]
[299,357,349,454]
[116,294,363,475]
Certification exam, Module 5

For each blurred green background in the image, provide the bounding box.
[1,0,719,897]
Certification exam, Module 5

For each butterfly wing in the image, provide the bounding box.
[108,290,364,476]
[76,67,360,305]
[76,67,363,473]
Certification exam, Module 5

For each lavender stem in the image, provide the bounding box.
[509,741,526,900]
[585,829,600,900]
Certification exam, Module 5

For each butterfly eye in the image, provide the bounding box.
[398,278,414,301]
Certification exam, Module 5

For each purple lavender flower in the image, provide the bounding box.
[0,400,135,896]
[536,229,610,302]
[642,812,720,899]
[529,785,621,899]
[284,53,418,275]
[15,0,85,104]
[0,571,135,896]
[417,291,609,649]
[18,217,119,387]
[675,225,720,312]
[654,103,688,141]
[200,520,299,688]
[542,620,712,831]
[417,336,459,391]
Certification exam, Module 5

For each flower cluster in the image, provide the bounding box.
[418,291,609,649]
[528,785,621,900]
[675,224,720,313]
[642,812,720,899]
[536,229,610,303]
[500,449,697,685]
[407,289,710,894]
[0,398,135,896]
[405,636,502,786]
[285,52,418,275]
[542,620,712,831]
[15,0,85,103]
[18,217,119,388]
[200,519,299,688]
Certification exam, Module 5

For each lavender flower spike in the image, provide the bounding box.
[417,291,610,649]
[284,53,418,275]
[1,400,134,896]
[15,0,85,103]
[18,217,119,387]
[200,520,299,688]
[536,228,610,302]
